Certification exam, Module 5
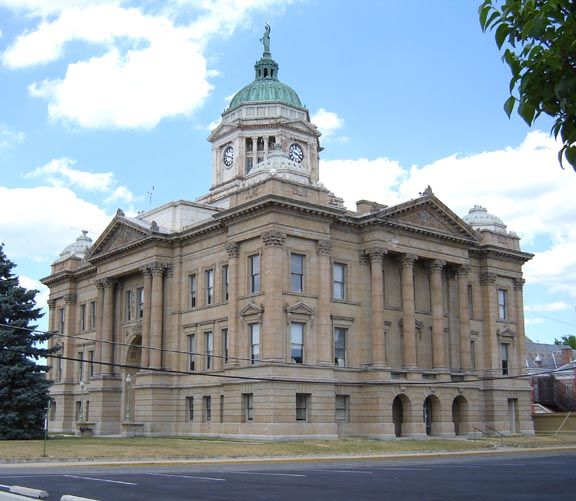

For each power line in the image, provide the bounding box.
[526,310,576,328]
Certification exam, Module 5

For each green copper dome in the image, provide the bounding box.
[227,25,303,111]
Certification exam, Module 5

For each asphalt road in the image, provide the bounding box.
[1,452,575,501]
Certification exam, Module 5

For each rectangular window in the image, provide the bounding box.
[246,157,253,173]
[335,395,349,423]
[249,254,260,293]
[290,322,304,364]
[188,334,196,371]
[189,274,197,308]
[222,328,229,363]
[242,393,254,422]
[124,290,132,321]
[57,355,63,382]
[296,393,310,422]
[89,301,96,329]
[250,323,260,364]
[136,287,144,319]
[203,396,212,422]
[88,350,95,378]
[333,263,346,300]
[85,401,90,421]
[78,351,84,381]
[220,394,224,423]
[222,265,229,301]
[205,331,214,370]
[79,304,86,331]
[290,253,304,292]
[205,269,214,305]
[334,327,347,367]
[75,401,82,421]
[467,284,474,317]
[501,343,510,375]
[186,396,194,421]
[58,307,65,333]
[470,340,476,370]
[498,288,508,320]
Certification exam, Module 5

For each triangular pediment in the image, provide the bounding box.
[86,217,151,260]
[381,195,479,241]
[285,301,315,316]
[240,302,264,316]
[497,326,517,338]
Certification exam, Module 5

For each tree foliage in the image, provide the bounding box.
[0,244,56,439]
[554,334,576,349]
[479,0,576,170]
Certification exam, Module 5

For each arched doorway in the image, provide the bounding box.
[452,395,469,436]
[392,394,410,437]
[423,395,441,436]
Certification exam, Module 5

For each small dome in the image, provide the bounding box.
[55,230,92,262]
[228,78,302,110]
[463,205,507,234]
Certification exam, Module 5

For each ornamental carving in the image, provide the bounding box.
[225,241,240,259]
[316,239,331,256]
[262,230,286,247]
[64,292,77,304]
[364,247,387,262]
[513,278,526,290]
[479,272,497,286]
[399,253,418,268]
[395,207,455,234]
[292,186,309,198]
[427,259,446,272]
[455,264,471,278]
[47,299,56,309]
[99,226,146,254]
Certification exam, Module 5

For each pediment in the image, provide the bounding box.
[240,302,264,316]
[86,218,150,260]
[497,326,517,338]
[208,123,236,142]
[285,301,315,316]
[382,196,478,241]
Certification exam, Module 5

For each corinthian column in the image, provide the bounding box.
[140,266,152,369]
[456,265,472,371]
[317,239,332,366]
[225,241,240,367]
[400,254,418,369]
[62,292,77,381]
[149,263,166,369]
[261,230,286,362]
[100,278,116,375]
[514,277,527,377]
[428,259,446,370]
[480,271,498,373]
[367,247,388,368]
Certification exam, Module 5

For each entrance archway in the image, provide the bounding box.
[392,394,410,437]
[423,395,441,436]
[452,395,469,436]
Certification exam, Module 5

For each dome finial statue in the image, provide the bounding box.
[260,24,271,55]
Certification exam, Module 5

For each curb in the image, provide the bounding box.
[1,445,575,469]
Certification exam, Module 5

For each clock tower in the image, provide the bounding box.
[204,25,322,206]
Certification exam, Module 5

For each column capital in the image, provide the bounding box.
[455,264,471,278]
[427,259,446,272]
[96,277,116,289]
[64,292,77,304]
[316,239,332,256]
[513,277,526,290]
[262,230,286,247]
[479,271,497,286]
[47,298,56,309]
[225,241,240,259]
[149,262,169,277]
[364,247,387,262]
[139,265,152,276]
[399,253,418,268]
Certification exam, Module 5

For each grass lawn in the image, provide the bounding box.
[2,433,574,462]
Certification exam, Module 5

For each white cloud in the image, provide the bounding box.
[0,186,110,262]
[1,0,293,129]
[0,123,25,149]
[320,130,576,300]
[19,275,49,309]
[24,157,114,191]
[311,108,344,140]
[524,318,546,326]
[0,1,113,17]
[104,186,140,205]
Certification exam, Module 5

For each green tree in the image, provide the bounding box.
[554,334,576,349]
[479,0,576,170]
[0,244,56,439]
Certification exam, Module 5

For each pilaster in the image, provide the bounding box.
[226,241,240,367]
[316,239,332,366]
[400,254,418,369]
[428,260,446,370]
[366,247,388,368]
[456,265,472,371]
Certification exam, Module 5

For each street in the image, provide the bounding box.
[1,452,575,500]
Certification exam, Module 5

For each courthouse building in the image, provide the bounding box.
[43,29,534,438]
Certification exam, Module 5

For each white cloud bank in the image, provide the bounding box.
[320,130,576,299]
[311,108,345,141]
[1,0,293,129]
[0,123,25,150]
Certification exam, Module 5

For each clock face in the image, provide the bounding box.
[223,145,234,167]
[289,143,304,163]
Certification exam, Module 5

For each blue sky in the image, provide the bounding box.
[1,0,575,344]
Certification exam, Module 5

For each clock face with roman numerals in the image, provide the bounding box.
[289,143,304,163]
[223,145,234,167]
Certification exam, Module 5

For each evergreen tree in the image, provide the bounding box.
[0,244,56,439]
